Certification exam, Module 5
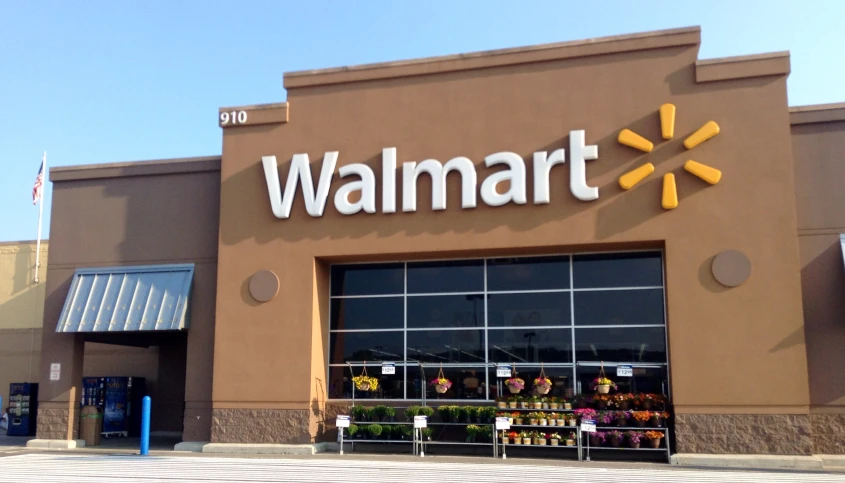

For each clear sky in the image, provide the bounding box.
[1,1,843,242]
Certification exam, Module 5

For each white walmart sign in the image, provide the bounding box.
[262,130,598,218]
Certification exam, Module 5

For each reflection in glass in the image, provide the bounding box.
[407,260,484,294]
[487,292,571,327]
[406,294,484,329]
[330,297,404,331]
[406,330,485,363]
[576,365,667,396]
[406,366,488,400]
[330,263,404,296]
[487,256,570,291]
[574,289,664,326]
[573,252,663,288]
[328,366,405,399]
[488,328,573,363]
[329,331,404,364]
[574,327,666,363]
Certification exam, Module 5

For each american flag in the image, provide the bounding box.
[32,154,45,204]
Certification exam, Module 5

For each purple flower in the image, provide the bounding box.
[625,431,643,444]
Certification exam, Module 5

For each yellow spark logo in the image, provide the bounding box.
[617,104,722,209]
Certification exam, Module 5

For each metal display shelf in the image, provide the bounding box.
[497,407,575,412]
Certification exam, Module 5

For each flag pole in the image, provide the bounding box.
[34,151,46,284]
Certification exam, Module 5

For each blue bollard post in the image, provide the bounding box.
[140,396,151,456]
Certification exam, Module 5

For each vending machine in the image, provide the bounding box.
[6,383,38,436]
[80,377,145,437]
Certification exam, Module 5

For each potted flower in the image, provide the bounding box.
[565,432,576,446]
[537,411,548,426]
[596,411,614,426]
[517,395,528,409]
[521,431,532,445]
[508,431,520,444]
[548,413,559,425]
[567,415,577,426]
[540,397,550,410]
[500,430,511,445]
[612,393,633,410]
[636,393,661,410]
[534,376,552,395]
[497,412,514,425]
[631,411,651,427]
[527,412,539,426]
[651,411,669,427]
[352,370,379,392]
[549,432,561,446]
[589,430,606,447]
[562,397,573,410]
[626,431,643,448]
[465,424,481,443]
[614,410,629,426]
[430,376,452,394]
[448,405,462,423]
[436,405,449,422]
[549,396,560,410]
[645,430,665,448]
[507,396,519,409]
[481,406,498,424]
[460,406,477,423]
[592,393,612,410]
[590,376,617,394]
[505,376,525,394]
[497,397,507,409]
[535,431,547,445]
[574,408,597,423]
[606,429,623,447]
[514,412,524,425]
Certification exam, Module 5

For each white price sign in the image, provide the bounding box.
[336,415,350,428]
[496,365,512,378]
[617,365,633,377]
[495,417,511,430]
[580,419,596,433]
[381,363,395,375]
[50,363,61,381]
[414,416,428,428]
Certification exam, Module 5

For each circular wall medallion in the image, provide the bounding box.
[711,250,751,288]
[249,270,280,302]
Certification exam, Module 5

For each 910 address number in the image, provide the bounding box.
[220,110,248,125]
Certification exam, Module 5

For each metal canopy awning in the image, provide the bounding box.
[56,264,194,333]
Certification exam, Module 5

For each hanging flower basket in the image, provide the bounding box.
[590,364,617,394]
[352,367,379,392]
[534,365,552,395]
[505,377,525,394]
[430,366,452,394]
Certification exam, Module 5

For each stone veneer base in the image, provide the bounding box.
[211,409,311,444]
[811,414,845,454]
[674,414,813,455]
[36,408,78,440]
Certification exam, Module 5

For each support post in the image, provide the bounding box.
[140,396,151,455]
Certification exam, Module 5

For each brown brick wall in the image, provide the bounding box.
[210,409,311,444]
[675,414,813,455]
[811,413,845,454]
[36,408,78,440]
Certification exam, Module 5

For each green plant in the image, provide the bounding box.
[481,406,497,422]
[358,425,370,438]
[373,405,388,421]
[448,405,461,422]
[421,428,433,440]
[400,425,413,439]
[437,405,450,421]
[379,425,392,439]
[347,424,358,438]
[405,406,420,420]
[384,406,396,420]
[466,424,481,442]
[368,424,383,439]
[352,406,367,421]
[419,406,434,418]
[528,395,540,403]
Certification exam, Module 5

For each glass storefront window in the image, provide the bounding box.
[574,289,664,326]
[331,263,404,296]
[328,365,405,399]
[576,365,668,396]
[328,251,669,400]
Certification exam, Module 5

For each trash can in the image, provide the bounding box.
[79,405,103,446]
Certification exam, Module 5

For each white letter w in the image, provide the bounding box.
[262,152,338,219]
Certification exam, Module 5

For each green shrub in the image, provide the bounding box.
[404,406,420,420]
[438,405,451,421]
[351,406,367,421]
[373,405,388,421]
[419,406,434,418]
[368,424,383,438]
[384,407,396,419]
[380,425,393,439]
[421,428,433,440]
[400,425,413,439]
[347,424,358,437]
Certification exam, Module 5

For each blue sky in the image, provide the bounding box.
[1,1,843,241]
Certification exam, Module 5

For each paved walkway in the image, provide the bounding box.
[2,453,844,482]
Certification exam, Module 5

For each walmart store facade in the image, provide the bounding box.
[31,27,845,460]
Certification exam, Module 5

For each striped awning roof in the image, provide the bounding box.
[56,264,194,332]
